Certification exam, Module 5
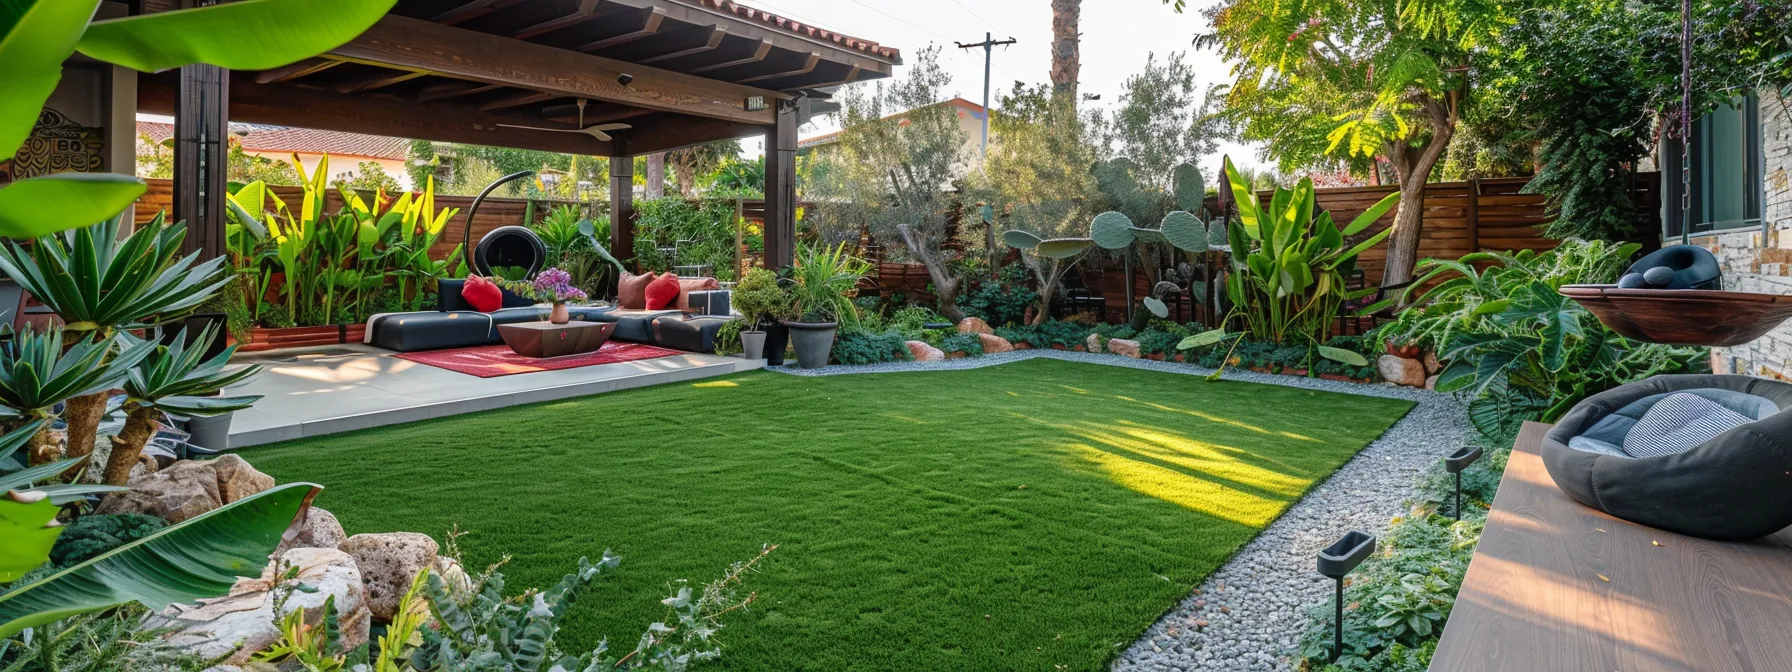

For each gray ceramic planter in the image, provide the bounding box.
[782,320,838,369]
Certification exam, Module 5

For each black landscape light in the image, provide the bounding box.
[1318,530,1375,663]
[1443,445,1484,521]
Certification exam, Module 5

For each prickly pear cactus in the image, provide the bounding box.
[1173,163,1204,213]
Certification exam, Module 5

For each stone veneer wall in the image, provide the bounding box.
[1705,90,1792,380]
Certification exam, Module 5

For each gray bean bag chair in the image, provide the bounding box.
[1544,374,1792,540]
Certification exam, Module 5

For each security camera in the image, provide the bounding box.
[617,73,634,86]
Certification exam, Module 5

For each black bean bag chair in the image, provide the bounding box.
[474,226,547,279]
[1544,374,1792,540]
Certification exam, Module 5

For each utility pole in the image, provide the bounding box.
[956,32,1016,161]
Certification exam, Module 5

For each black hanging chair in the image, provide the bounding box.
[473,226,547,279]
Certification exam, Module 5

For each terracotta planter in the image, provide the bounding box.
[1051,344,1065,350]
[1014,342,1032,350]
[1385,340,1423,359]
[1074,345,1086,352]
[948,351,967,359]
[1147,353,1165,361]
[1174,354,1186,363]
[1285,368,1309,377]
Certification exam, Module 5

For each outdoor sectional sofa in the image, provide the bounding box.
[367,279,730,354]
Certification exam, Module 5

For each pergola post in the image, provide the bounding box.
[609,146,637,273]
[173,61,228,259]
[762,100,799,270]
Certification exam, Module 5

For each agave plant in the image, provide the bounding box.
[0,328,153,465]
[0,212,225,465]
[0,482,321,638]
[788,243,871,326]
[100,328,262,486]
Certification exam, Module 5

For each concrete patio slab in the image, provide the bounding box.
[224,344,760,448]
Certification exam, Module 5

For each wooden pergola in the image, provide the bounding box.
[133,0,901,270]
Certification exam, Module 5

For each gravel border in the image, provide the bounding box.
[766,350,1467,671]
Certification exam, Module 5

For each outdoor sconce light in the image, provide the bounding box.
[1443,445,1484,521]
[616,73,634,86]
[1318,530,1375,663]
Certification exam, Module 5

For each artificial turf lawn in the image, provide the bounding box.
[243,358,1413,670]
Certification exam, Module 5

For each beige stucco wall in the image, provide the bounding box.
[1706,90,1792,381]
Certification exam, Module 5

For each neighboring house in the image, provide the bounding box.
[137,120,413,189]
[800,97,989,178]
[1667,90,1792,380]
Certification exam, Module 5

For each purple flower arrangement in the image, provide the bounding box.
[505,267,588,304]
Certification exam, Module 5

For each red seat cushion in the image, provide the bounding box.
[461,276,502,313]
[644,273,682,310]
[617,271,654,309]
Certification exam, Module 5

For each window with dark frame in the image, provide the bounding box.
[1663,92,1765,238]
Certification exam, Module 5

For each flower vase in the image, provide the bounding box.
[550,302,570,324]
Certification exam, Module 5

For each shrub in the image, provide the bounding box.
[937,332,985,357]
[49,514,167,569]
[956,264,1038,327]
[832,328,914,365]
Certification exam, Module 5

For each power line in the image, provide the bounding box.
[956,32,1018,159]
[945,0,1005,35]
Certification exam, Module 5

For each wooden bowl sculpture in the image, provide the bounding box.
[1560,244,1792,347]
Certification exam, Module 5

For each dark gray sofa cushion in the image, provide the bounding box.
[1544,374,1792,540]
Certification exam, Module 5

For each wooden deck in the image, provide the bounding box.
[1430,422,1792,671]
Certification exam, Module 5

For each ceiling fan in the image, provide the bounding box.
[497,99,631,141]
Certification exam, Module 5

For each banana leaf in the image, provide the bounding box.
[0,496,62,582]
[0,482,321,638]
[0,173,147,240]
[0,0,101,161]
[76,0,396,73]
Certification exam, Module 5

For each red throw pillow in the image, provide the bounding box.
[644,273,682,310]
[461,276,503,313]
[617,271,654,309]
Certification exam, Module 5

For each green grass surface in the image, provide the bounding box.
[243,358,1413,670]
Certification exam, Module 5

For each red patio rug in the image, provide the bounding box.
[393,342,683,378]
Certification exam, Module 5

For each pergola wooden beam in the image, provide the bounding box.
[684,40,770,74]
[328,15,784,125]
[637,25,726,64]
[255,58,343,84]
[511,0,604,39]
[598,0,895,78]
[432,0,524,25]
[415,81,501,103]
[575,7,666,51]
[479,90,559,112]
[336,68,429,94]
[736,52,819,84]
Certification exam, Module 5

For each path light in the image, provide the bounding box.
[1443,445,1484,521]
[1317,530,1375,663]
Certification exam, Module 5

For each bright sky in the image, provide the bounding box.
[742,0,1264,170]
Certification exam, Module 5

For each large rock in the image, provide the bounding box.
[1107,338,1142,358]
[1377,354,1429,388]
[96,460,221,524]
[147,547,370,666]
[341,532,439,621]
[209,455,274,504]
[1424,350,1443,374]
[904,340,945,362]
[1085,333,1104,352]
[274,507,348,557]
[956,317,993,335]
[978,333,1014,354]
[1426,374,1440,391]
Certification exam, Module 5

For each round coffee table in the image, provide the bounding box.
[496,320,615,358]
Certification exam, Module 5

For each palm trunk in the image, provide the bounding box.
[1050,0,1081,100]
[25,421,59,466]
[62,391,109,464]
[102,406,161,486]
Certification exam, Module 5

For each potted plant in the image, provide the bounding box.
[732,267,790,360]
[503,267,588,324]
[783,243,870,369]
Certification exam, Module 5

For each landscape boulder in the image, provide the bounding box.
[274,507,348,557]
[956,317,994,335]
[1085,333,1103,352]
[1377,354,1429,388]
[96,459,221,524]
[1107,339,1142,358]
[1426,374,1440,391]
[904,340,945,362]
[978,333,1014,354]
[210,455,275,504]
[146,547,370,666]
[341,532,439,621]
[1424,350,1443,374]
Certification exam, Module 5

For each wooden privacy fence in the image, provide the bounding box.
[868,173,1661,317]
